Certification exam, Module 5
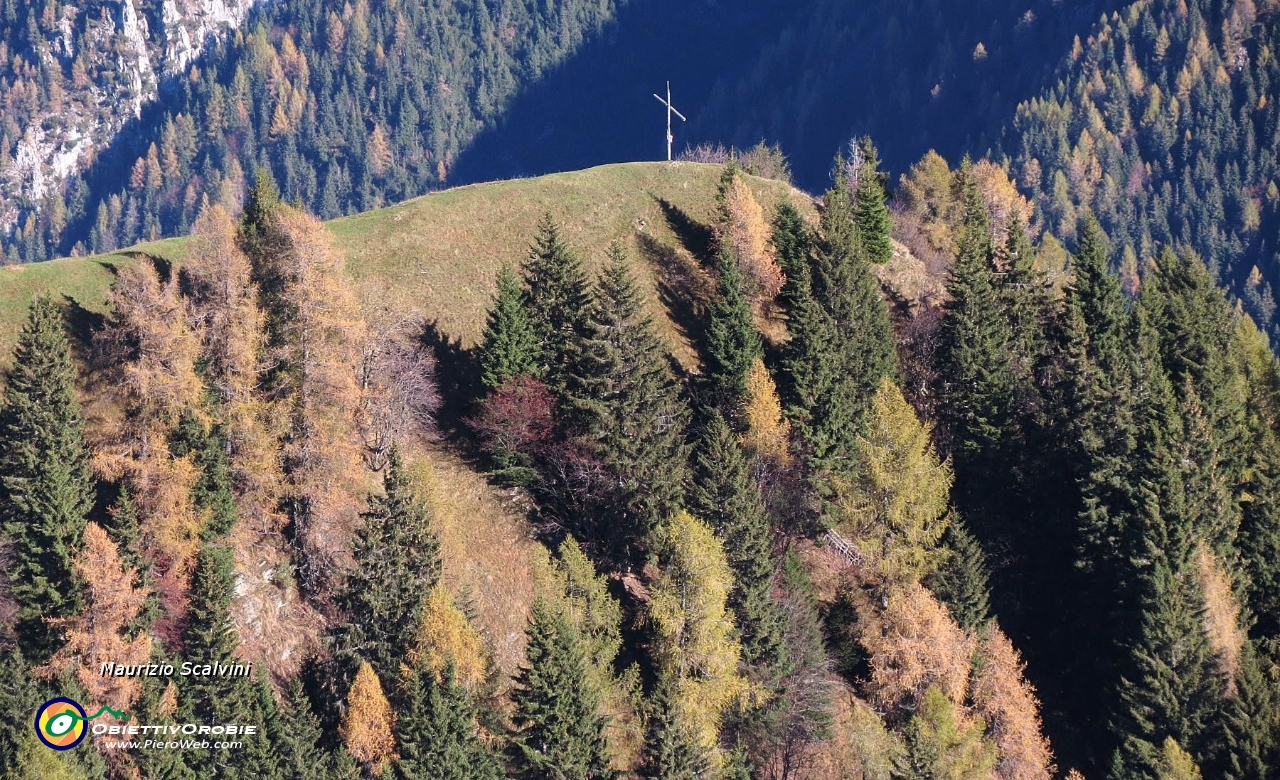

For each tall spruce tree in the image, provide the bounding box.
[0,642,40,775]
[935,160,1016,480]
[522,215,592,389]
[1109,561,1224,780]
[0,296,95,661]
[640,675,712,780]
[277,678,336,780]
[1220,642,1280,780]
[999,215,1052,399]
[703,245,763,418]
[477,262,541,391]
[797,155,897,473]
[852,137,893,266]
[772,200,813,310]
[335,448,442,682]
[689,411,786,672]
[510,600,614,780]
[180,543,276,778]
[561,246,689,555]
[396,662,503,780]
[928,518,991,631]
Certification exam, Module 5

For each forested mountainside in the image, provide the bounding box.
[2,150,1280,779]
[0,0,628,262]
[0,0,259,227]
[1,0,1124,265]
[1006,0,1280,343]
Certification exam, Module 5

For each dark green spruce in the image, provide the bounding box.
[510,600,614,780]
[0,296,95,662]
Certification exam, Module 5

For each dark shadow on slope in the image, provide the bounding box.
[637,231,705,353]
[450,0,809,187]
[654,196,715,261]
[418,319,478,434]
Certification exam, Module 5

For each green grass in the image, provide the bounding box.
[0,162,810,370]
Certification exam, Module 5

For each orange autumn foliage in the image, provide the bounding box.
[186,205,286,532]
[972,626,1055,780]
[271,208,371,582]
[721,174,786,305]
[856,581,976,716]
[92,260,206,579]
[41,523,152,714]
[1194,544,1245,690]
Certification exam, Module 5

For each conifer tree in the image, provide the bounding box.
[238,167,282,260]
[336,448,442,682]
[1220,642,1280,780]
[852,137,893,266]
[771,200,813,311]
[935,160,1016,480]
[929,518,991,631]
[640,675,712,780]
[703,245,763,417]
[689,411,786,671]
[561,246,689,553]
[180,543,273,777]
[510,599,614,780]
[478,262,541,391]
[523,215,592,389]
[648,511,749,757]
[999,215,1052,395]
[0,296,95,661]
[396,661,503,780]
[0,642,40,775]
[836,377,953,584]
[277,678,334,780]
[131,674,196,780]
[797,156,897,473]
[1110,561,1224,780]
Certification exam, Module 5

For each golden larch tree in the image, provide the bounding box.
[836,377,953,584]
[406,584,487,691]
[272,207,371,586]
[741,356,792,468]
[721,173,785,305]
[340,660,397,776]
[647,510,749,757]
[186,204,285,528]
[971,625,1055,780]
[41,523,152,714]
[856,581,976,716]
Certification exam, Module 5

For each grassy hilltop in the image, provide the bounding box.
[0,162,812,371]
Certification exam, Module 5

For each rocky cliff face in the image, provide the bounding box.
[0,0,256,238]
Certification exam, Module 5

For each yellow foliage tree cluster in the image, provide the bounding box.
[92,260,206,578]
[835,377,952,584]
[741,356,792,468]
[41,523,152,714]
[340,660,397,776]
[721,173,786,305]
[648,510,749,756]
[407,584,488,691]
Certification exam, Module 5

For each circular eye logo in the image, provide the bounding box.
[34,698,88,750]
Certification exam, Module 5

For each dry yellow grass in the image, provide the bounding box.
[408,443,540,688]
